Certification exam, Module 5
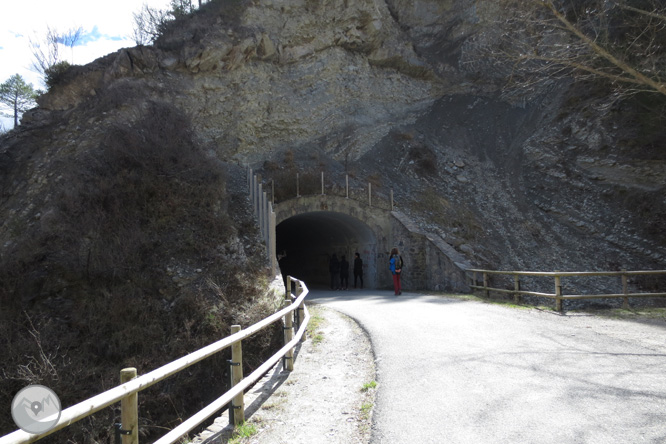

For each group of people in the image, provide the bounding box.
[329,252,364,290]
[328,248,404,295]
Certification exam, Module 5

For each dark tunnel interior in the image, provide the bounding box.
[276,211,378,289]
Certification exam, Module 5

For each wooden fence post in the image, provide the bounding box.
[390,189,394,211]
[483,272,489,298]
[286,275,292,299]
[554,274,563,312]
[230,325,244,425]
[622,270,629,309]
[368,183,372,207]
[514,274,521,304]
[293,281,307,343]
[120,368,139,444]
[346,175,349,198]
[283,299,294,371]
[296,173,300,197]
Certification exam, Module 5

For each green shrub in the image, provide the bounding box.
[44,61,72,89]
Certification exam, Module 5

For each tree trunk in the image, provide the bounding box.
[13,91,18,127]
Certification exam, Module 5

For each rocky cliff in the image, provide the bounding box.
[3,0,665,289]
[4,0,666,288]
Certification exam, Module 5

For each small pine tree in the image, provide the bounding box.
[0,74,38,128]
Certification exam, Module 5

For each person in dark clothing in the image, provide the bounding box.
[353,252,363,289]
[329,254,340,290]
[340,255,350,290]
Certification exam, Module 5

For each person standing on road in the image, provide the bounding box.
[353,252,363,289]
[329,254,340,290]
[340,255,350,290]
[389,248,403,295]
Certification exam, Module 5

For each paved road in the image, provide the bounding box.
[308,289,666,444]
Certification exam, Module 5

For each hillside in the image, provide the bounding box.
[1,0,665,441]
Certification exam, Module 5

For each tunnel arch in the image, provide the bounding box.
[276,211,379,289]
[274,195,393,289]
[250,173,471,293]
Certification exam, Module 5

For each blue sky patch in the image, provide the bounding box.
[55,26,124,47]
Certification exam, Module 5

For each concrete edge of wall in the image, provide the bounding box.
[391,210,472,293]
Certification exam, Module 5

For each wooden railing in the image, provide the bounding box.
[257,169,395,211]
[0,277,310,444]
[467,269,666,311]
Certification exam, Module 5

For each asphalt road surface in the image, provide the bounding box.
[308,289,666,444]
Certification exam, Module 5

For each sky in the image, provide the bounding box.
[0,0,173,130]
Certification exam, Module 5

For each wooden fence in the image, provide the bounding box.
[467,269,666,311]
[0,277,310,444]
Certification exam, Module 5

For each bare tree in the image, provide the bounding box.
[29,26,61,77]
[132,0,208,45]
[60,26,84,63]
[487,0,666,98]
[29,25,83,86]
[132,4,171,45]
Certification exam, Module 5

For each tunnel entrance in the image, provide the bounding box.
[276,211,378,289]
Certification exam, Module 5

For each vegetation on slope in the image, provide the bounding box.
[0,102,279,442]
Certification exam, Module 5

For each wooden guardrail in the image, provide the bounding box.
[467,269,666,311]
[257,169,395,211]
[0,277,310,444]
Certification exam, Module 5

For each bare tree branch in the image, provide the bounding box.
[537,1,666,95]
[480,0,666,99]
[615,2,666,22]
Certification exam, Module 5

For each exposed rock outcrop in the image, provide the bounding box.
[4,0,666,295]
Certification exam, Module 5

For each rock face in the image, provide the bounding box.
[4,0,666,290]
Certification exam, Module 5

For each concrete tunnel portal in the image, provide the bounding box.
[276,211,379,289]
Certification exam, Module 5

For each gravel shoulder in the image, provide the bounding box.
[192,304,376,444]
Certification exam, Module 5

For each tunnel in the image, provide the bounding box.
[276,211,379,289]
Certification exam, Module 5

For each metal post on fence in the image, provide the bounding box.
[514,274,521,304]
[263,191,269,244]
[120,368,138,444]
[256,174,262,217]
[368,182,372,207]
[321,172,325,195]
[285,275,292,299]
[554,273,563,312]
[270,209,277,276]
[622,270,629,309]
[247,168,252,193]
[346,175,349,199]
[296,173,300,198]
[258,184,264,238]
[390,189,394,211]
[283,299,294,371]
[229,325,244,425]
[251,175,257,214]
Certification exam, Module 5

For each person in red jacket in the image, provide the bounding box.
[389,248,403,295]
